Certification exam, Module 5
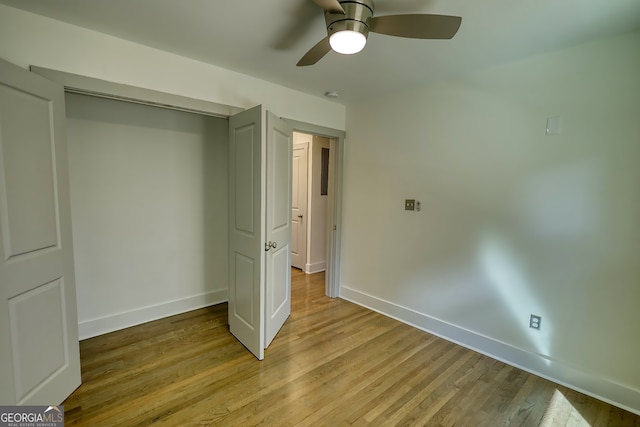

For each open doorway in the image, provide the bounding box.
[284,119,344,299]
[291,131,332,275]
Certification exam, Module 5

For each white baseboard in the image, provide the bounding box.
[305,261,326,274]
[78,289,228,340]
[340,285,640,416]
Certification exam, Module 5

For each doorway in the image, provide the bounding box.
[291,131,332,275]
[291,141,308,270]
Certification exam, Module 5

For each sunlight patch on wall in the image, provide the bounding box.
[479,236,551,359]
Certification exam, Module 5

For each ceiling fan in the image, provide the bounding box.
[297,0,462,66]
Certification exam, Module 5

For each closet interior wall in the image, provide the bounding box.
[65,93,229,339]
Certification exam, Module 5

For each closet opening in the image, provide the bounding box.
[32,65,345,338]
[65,92,229,340]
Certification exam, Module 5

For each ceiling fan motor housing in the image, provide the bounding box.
[325,0,374,40]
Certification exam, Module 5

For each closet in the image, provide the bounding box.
[0,60,344,404]
[65,93,229,339]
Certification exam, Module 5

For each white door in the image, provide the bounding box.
[0,58,81,404]
[264,112,292,347]
[228,106,292,359]
[228,105,264,359]
[291,143,308,270]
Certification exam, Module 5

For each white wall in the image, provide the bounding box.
[0,4,345,131]
[66,94,228,339]
[307,136,330,273]
[340,31,640,413]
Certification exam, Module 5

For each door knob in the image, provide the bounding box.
[297,214,303,218]
[264,241,277,251]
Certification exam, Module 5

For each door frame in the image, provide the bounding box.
[291,141,309,271]
[27,67,345,299]
[283,119,345,298]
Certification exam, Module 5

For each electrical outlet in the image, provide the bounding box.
[529,314,541,330]
[405,199,415,211]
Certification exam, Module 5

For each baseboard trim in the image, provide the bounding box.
[78,289,228,340]
[305,261,326,274]
[340,285,640,416]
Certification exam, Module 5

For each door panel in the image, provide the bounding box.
[9,280,67,400]
[269,247,289,315]
[264,112,292,348]
[0,84,58,256]
[228,107,292,358]
[0,58,81,404]
[233,253,256,327]
[228,105,264,360]
[233,126,256,235]
[291,144,308,270]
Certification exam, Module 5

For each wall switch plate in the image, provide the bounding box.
[405,199,416,211]
[529,314,542,330]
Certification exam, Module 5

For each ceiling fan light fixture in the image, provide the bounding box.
[298,0,461,67]
[329,30,367,54]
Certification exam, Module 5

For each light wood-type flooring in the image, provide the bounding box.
[63,269,640,426]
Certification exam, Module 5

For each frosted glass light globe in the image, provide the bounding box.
[329,30,366,54]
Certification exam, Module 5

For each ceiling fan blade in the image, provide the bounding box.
[370,14,462,39]
[311,0,345,14]
[297,37,332,66]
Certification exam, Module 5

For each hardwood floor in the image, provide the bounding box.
[63,269,640,426]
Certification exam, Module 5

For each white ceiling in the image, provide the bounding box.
[2,0,639,104]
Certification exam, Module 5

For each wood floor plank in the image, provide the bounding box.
[63,269,640,426]
[297,330,439,426]
[371,349,476,424]
[408,354,489,426]
[344,339,456,424]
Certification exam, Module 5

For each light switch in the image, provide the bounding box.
[405,199,415,211]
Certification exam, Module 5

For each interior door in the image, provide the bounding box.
[0,58,81,404]
[291,143,308,270]
[264,112,292,347]
[228,106,292,359]
[228,105,265,360]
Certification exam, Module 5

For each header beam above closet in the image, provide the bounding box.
[30,66,243,119]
